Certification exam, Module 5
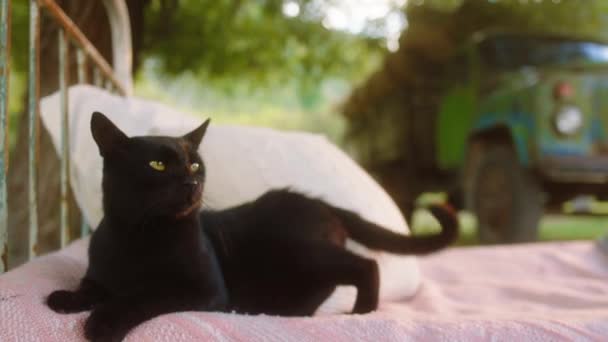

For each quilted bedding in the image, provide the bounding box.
[1,239,607,341]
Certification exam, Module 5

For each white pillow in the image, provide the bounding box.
[39,85,420,315]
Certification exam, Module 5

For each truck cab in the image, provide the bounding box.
[438,32,608,242]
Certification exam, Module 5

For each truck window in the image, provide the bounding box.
[478,35,608,70]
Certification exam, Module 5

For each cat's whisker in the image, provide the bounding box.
[201,195,218,209]
[201,201,217,211]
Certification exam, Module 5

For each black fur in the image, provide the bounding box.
[47,112,458,341]
[202,191,458,316]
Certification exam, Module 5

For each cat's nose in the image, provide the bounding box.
[183,179,201,200]
[183,179,198,186]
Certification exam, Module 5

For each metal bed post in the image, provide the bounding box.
[58,28,69,247]
[75,49,89,237]
[28,0,40,260]
[0,0,10,273]
[76,49,87,84]
[93,68,102,88]
[0,0,132,273]
[37,0,132,245]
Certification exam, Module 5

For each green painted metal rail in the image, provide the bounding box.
[27,0,39,261]
[0,0,10,273]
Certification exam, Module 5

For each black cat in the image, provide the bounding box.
[47,112,458,341]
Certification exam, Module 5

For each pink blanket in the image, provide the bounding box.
[2,239,608,341]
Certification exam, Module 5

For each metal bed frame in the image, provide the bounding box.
[0,0,133,272]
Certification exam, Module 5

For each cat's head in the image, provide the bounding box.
[90,111,210,222]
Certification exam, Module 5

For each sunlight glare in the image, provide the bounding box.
[283,1,301,17]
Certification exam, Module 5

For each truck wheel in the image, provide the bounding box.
[468,144,543,243]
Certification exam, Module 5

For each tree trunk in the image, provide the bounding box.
[8,0,146,268]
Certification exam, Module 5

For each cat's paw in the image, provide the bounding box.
[46,290,88,314]
[84,306,126,342]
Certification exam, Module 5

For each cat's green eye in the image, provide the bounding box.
[149,161,166,171]
[190,163,200,173]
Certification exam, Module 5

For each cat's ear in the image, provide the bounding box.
[90,111,129,157]
[183,118,210,149]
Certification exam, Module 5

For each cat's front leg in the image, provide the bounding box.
[84,291,226,342]
[47,278,107,314]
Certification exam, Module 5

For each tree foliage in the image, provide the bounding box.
[10,0,388,88]
[142,0,388,86]
[448,0,608,42]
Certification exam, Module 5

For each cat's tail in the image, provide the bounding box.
[331,204,458,255]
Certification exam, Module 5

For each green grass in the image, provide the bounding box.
[539,215,608,241]
[411,209,608,246]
